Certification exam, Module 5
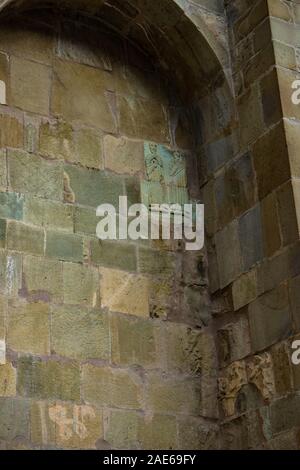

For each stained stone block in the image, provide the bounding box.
[146,373,201,415]
[118,95,170,143]
[31,401,103,449]
[0,251,22,297]
[51,306,109,360]
[64,164,123,208]
[232,270,258,311]
[0,363,16,397]
[7,300,50,355]
[8,150,64,201]
[91,240,137,272]
[144,142,187,187]
[7,221,44,255]
[270,394,300,435]
[215,220,242,288]
[238,205,264,271]
[23,255,63,303]
[261,192,282,258]
[125,176,141,206]
[0,113,24,148]
[178,417,219,450]
[140,414,178,450]
[76,127,103,169]
[104,135,144,176]
[63,262,99,306]
[249,284,292,352]
[277,181,299,248]
[17,357,80,401]
[51,59,116,132]
[100,267,149,317]
[24,196,73,232]
[0,398,29,441]
[0,150,6,190]
[138,248,175,277]
[0,192,23,220]
[39,120,75,161]
[10,56,51,115]
[0,219,6,248]
[81,364,142,409]
[105,410,142,450]
[46,231,83,263]
[110,314,157,367]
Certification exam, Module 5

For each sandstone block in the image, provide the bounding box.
[46,231,83,262]
[63,262,99,307]
[23,255,63,303]
[7,221,44,255]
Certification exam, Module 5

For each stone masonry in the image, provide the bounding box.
[0,0,299,450]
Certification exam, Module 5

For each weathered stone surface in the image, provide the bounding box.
[23,255,63,303]
[246,353,275,402]
[24,196,74,232]
[0,112,23,148]
[232,270,257,311]
[260,68,282,127]
[63,262,99,307]
[144,142,187,187]
[271,342,292,396]
[0,398,29,441]
[105,410,141,450]
[51,306,109,360]
[104,135,144,176]
[270,394,300,435]
[17,357,80,401]
[237,85,264,147]
[52,59,116,132]
[0,251,22,297]
[178,417,219,450]
[39,120,75,161]
[138,248,175,277]
[289,275,300,331]
[0,192,23,220]
[215,220,242,288]
[261,192,281,258]
[91,240,137,272]
[82,364,142,409]
[76,127,103,169]
[219,361,247,417]
[100,267,149,317]
[7,221,44,255]
[64,164,123,208]
[140,414,178,450]
[0,219,6,248]
[10,56,51,115]
[0,363,16,397]
[146,373,201,415]
[111,314,157,367]
[74,206,98,236]
[46,231,83,263]
[218,316,251,366]
[7,300,50,355]
[238,205,264,271]
[118,96,170,143]
[0,150,6,190]
[8,150,63,200]
[277,180,299,247]
[31,401,103,449]
[248,284,292,352]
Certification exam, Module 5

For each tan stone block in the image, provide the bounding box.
[0,112,23,148]
[268,0,291,21]
[10,56,51,115]
[104,135,144,175]
[31,401,103,449]
[51,59,116,132]
[82,364,142,409]
[261,192,282,257]
[273,40,296,70]
[100,267,149,317]
[39,120,75,161]
[24,196,74,232]
[63,262,99,307]
[118,95,170,143]
[277,68,300,121]
[23,255,63,303]
[243,44,275,88]
[76,127,103,169]
[0,363,16,397]
[140,414,177,450]
[0,22,54,64]
[232,270,258,311]
[7,300,50,355]
[146,373,201,415]
[110,314,158,367]
[237,84,264,148]
[284,119,300,178]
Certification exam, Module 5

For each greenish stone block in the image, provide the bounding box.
[7,221,44,255]
[8,150,64,201]
[63,262,99,306]
[125,177,141,206]
[144,142,187,187]
[74,206,98,236]
[138,248,175,276]
[90,240,137,272]
[17,356,80,401]
[24,196,73,232]
[46,231,83,262]
[0,192,24,220]
[0,219,6,248]
[51,306,109,360]
[0,149,7,189]
[64,164,124,208]
[0,398,30,441]
[23,255,63,303]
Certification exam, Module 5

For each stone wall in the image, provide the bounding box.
[0,7,219,450]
